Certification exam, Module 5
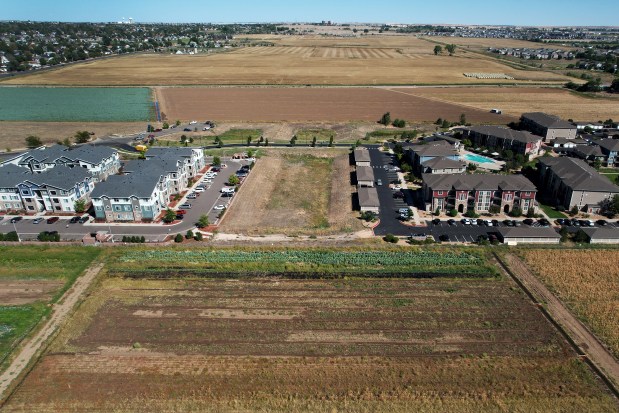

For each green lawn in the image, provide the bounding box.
[295,129,336,145]
[0,246,101,371]
[538,203,567,219]
[214,129,263,144]
[599,173,619,184]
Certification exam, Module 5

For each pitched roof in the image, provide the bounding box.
[521,112,575,130]
[354,148,371,163]
[0,164,29,188]
[358,187,380,207]
[498,227,561,239]
[423,156,466,170]
[63,145,116,164]
[19,144,67,164]
[90,173,160,199]
[595,139,619,152]
[422,173,537,192]
[574,145,604,157]
[581,227,619,240]
[23,165,91,190]
[356,166,375,182]
[538,157,619,192]
[409,141,458,157]
[466,125,542,143]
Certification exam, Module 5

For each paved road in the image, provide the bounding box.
[0,262,105,402]
[501,253,619,393]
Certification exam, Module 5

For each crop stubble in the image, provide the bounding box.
[3,276,616,412]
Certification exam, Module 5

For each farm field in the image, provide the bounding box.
[0,87,152,122]
[397,86,619,120]
[521,249,619,359]
[428,36,555,51]
[3,256,616,412]
[218,150,363,236]
[157,86,516,123]
[0,121,144,151]
[1,36,570,86]
[0,246,101,374]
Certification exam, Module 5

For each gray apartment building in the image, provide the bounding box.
[520,112,577,142]
[537,157,619,213]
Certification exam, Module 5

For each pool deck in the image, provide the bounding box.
[460,150,505,171]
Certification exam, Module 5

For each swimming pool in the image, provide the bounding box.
[463,153,498,164]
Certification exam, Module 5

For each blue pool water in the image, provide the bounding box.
[463,153,498,164]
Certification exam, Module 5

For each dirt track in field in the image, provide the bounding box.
[0,280,63,305]
[157,87,516,123]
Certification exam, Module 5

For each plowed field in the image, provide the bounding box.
[157,86,515,123]
[3,276,616,412]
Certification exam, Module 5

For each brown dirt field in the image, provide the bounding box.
[220,149,361,235]
[0,280,63,305]
[157,87,517,123]
[0,121,144,151]
[397,86,619,120]
[429,36,557,50]
[1,36,570,86]
[3,277,616,412]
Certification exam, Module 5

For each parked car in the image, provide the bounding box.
[186,193,197,199]
[175,214,185,220]
[503,219,514,227]
[491,219,499,226]
[179,203,192,209]
[78,216,90,224]
[439,234,450,242]
[538,218,550,227]
[213,204,225,210]
[211,167,221,172]
[432,218,441,225]
[596,219,608,226]
[393,191,404,199]
[46,217,59,224]
[461,218,471,225]
[447,219,456,226]
[189,120,197,124]
[32,217,44,224]
[221,192,234,197]
[485,219,493,227]
[154,128,162,132]
[69,216,80,224]
[183,128,191,132]
[523,218,534,226]
[176,209,187,215]
[555,218,567,226]
[376,179,383,186]
[194,187,205,193]
[476,219,484,226]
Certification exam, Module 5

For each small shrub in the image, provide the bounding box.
[174,233,183,243]
[383,234,399,243]
[194,232,204,241]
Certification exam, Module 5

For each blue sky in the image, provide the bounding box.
[3,0,618,26]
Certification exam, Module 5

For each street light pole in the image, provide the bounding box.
[13,222,21,243]
[109,224,114,243]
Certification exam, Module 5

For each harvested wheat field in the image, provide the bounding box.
[3,272,616,413]
[2,35,570,86]
[397,86,619,120]
[0,121,144,151]
[220,149,361,235]
[157,87,515,123]
[522,249,619,359]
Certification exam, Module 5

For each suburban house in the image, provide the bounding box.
[498,227,561,245]
[90,147,205,222]
[17,166,94,213]
[463,125,542,156]
[3,144,120,182]
[406,141,460,173]
[357,187,380,214]
[537,157,619,213]
[90,174,164,222]
[0,165,28,212]
[573,122,604,131]
[422,173,537,214]
[572,145,605,165]
[354,148,371,167]
[593,139,619,167]
[356,166,375,187]
[551,138,587,150]
[421,157,466,174]
[520,112,577,142]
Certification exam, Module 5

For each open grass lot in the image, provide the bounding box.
[398,86,619,120]
[219,149,363,235]
[157,86,516,123]
[0,246,101,373]
[3,248,615,412]
[427,36,552,51]
[0,121,145,151]
[1,35,570,86]
[521,249,619,359]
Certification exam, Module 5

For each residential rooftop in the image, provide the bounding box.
[538,157,619,192]
[521,112,575,129]
[358,187,380,208]
[354,148,371,163]
[423,157,465,170]
[356,166,375,182]
[409,141,458,157]
[466,125,542,143]
[422,173,537,192]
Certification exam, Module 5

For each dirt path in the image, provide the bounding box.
[0,262,105,402]
[501,253,619,389]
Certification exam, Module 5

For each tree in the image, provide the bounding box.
[526,207,536,218]
[74,130,90,144]
[162,122,169,129]
[164,208,176,223]
[228,175,240,185]
[433,45,442,55]
[175,120,181,126]
[185,229,194,239]
[194,232,203,241]
[174,233,184,243]
[246,136,251,146]
[574,229,589,243]
[180,135,187,144]
[441,119,451,129]
[197,214,210,228]
[265,138,269,146]
[247,149,255,158]
[489,205,501,215]
[329,136,334,147]
[445,44,456,55]
[212,155,221,166]
[459,113,466,125]
[559,226,569,242]
[290,135,297,146]
[74,199,86,213]
[434,207,441,216]
[600,194,619,217]
[509,207,522,217]
[378,112,391,126]
[25,135,42,148]
[189,137,194,144]
[62,137,72,147]
[593,158,602,170]
[311,136,317,147]
[448,209,458,217]
[569,205,579,216]
[392,119,406,128]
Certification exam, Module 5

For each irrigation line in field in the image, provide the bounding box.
[493,252,619,400]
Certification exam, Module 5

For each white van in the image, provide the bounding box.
[220,187,235,194]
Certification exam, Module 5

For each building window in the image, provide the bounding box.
[50,191,56,195]
[437,191,443,196]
